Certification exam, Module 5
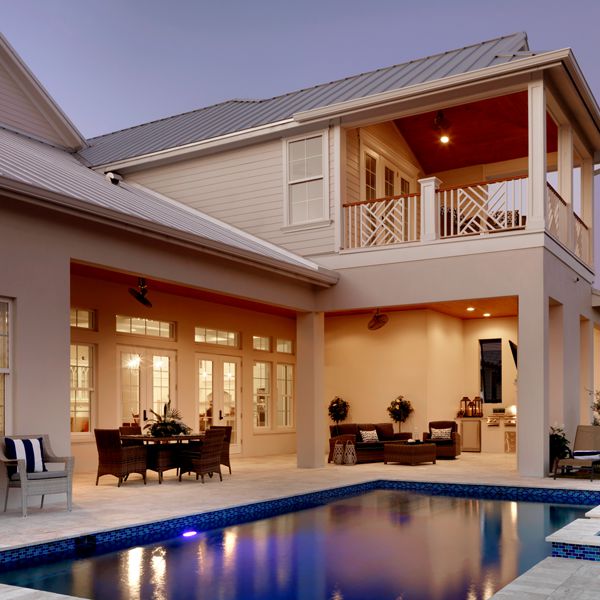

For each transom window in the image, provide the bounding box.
[70,308,95,330]
[252,335,271,352]
[116,315,174,339]
[285,133,328,226]
[70,344,93,434]
[195,327,239,348]
[0,299,11,435]
[276,338,293,354]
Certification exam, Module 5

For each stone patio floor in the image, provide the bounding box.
[2,452,600,599]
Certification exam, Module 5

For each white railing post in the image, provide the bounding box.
[419,177,442,242]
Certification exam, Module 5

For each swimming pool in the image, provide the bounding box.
[0,488,589,600]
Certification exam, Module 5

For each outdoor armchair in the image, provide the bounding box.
[179,428,224,483]
[423,421,461,458]
[0,434,74,517]
[94,429,146,487]
[209,425,232,474]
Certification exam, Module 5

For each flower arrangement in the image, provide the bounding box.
[144,402,192,437]
[387,395,414,431]
[328,396,349,426]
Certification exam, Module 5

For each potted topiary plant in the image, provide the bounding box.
[549,425,571,472]
[328,396,349,435]
[144,402,192,437]
[387,395,414,432]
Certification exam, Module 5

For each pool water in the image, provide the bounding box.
[0,490,588,600]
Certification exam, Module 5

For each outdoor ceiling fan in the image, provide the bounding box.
[129,277,152,308]
[367,308,389,331]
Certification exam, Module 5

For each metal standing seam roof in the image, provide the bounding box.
[0,127,325,274]
[77,32,531,167]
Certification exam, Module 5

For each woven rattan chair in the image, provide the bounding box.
[554,425,600,481]
[210,425,232,474]
[147,443,180,484]
[0,434,74,517]
[179,429,224,483]
[119,425,143,447]
[94,429,147,487]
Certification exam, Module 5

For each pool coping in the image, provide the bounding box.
[2,479,600,569]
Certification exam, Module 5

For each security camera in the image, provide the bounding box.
[105,171,123,185]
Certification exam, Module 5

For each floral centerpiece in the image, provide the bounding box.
[387,395,414,432]
[144,402,192,437]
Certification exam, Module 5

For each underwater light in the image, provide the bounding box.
[181,531,198,538]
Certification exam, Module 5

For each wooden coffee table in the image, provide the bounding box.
[384,442,436,465]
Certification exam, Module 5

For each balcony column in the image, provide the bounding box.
[527,74,547,231]
[582,157,594,264]
[418,176,442,241]
[558,124,575,249]
[296,311,325,468]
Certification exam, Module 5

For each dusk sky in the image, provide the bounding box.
[3,0,600,138]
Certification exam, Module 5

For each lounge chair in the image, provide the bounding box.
[0,434,74,517]
[554,425,600,481]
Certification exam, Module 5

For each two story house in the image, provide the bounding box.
[1,32,599,477]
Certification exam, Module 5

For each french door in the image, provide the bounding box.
[196,354,241,453]
[118,346,177,428]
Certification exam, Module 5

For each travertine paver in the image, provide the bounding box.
[2,453,600,599]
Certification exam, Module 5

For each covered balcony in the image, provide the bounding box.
[341,87,594,267]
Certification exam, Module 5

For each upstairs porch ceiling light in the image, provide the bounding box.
[367,308,389,331]
[129,277,152,308]
[433,110,451,144]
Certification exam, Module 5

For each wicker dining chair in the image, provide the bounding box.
[210,425,232,474]
[94,429,147,487]
[118,425,144,447]
[179,428,224,483]
[0,434,74,517]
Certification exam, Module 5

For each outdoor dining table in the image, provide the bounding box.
[120,433,205,444]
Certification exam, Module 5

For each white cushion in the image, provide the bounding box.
[430,428,452,440]
[573,450,600,461]
[360,430,379,442]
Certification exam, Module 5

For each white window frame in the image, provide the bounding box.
[0,298,12,435]
[276,363,294,429]
[70,343,94,440]
[358,130,418,201]
[282,130,330,230]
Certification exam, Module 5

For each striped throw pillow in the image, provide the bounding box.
[360,429,379,442]
[430,428,452,440]
[5,437,46,474]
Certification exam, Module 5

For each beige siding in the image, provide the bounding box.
[127,138,335,257]
[0,60,63,146]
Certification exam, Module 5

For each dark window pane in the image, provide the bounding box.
[480,338,502,403]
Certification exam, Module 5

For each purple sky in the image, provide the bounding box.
[3,0,600,138]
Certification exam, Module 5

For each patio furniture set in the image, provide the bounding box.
[328,420,461,466]
[96,425,232,486]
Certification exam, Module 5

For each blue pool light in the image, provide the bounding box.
[181,531,198,538]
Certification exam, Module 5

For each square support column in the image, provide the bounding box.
[518,288,549,476]
[527,75,547,231]
[580,318,594,424]
[296,311,325,468]
[562,306,581,435]
[418,176,441,241]
[558,124,575,249]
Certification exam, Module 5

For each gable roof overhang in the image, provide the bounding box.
[0,34,86,151]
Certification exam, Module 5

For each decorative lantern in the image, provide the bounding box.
[459,396,470,417]
[467,400,475,417]
[473,396,483,417]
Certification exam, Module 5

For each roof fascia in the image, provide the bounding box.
[293,50,573,122]
[0,176,339,288]
[0,34,86,151]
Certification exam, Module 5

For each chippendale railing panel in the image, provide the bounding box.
[437,176,527,238]
[546,183,568,243]
[343,193,421,249]
[574,214,590,264]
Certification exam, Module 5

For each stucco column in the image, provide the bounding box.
[517,288,549,476]
[296,311,325,468]
[581,157,594,265]
[527,74,547,231]
[548,304,563,427]
[558,124,575,249]
[580,318,593,424]
[562,306,580,435]
[418,176,441,241]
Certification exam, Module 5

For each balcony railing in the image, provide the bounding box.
[437,176,527,237]
[342,176,591,265]
[344,192,420,249]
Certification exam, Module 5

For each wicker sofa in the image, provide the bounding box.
[328,423,410,463]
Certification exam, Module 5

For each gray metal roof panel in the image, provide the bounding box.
[0,127,320,273]
[78,32,530,166]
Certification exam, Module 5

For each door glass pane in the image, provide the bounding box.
[384,166,395,197]
[223,362,238,445]
[152,355,170,416]
[253,362,271,429]
[198,360,213,432]
[277,364,294,428]
[121,353,141,424]
[0,301,8,369]
[365,154,377,200]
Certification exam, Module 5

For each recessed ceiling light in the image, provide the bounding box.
[483,313,491,317]
[440,134,450,144]
[466,307,475,312]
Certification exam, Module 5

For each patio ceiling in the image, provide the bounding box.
[394,92,558,173]
[326,296,518,320]
[71,262,297,318]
